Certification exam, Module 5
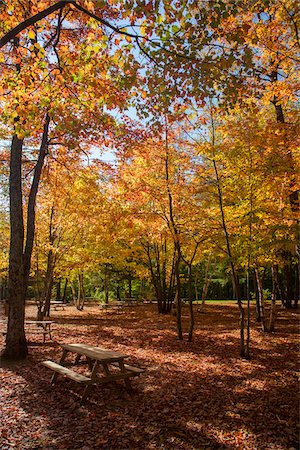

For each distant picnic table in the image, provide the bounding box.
[1,320,55,343]
[42,343,144,402]
[50,301,66,311]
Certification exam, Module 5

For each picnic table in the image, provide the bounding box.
[50,301,66,311]
[25,321,54,342]
[100,301,123,311]
[42,343,144,402]
[1,320,55,343]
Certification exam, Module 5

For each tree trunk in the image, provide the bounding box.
[62,278,68,303]
[56,279,61,301]
[128,274,132,298]
[80,273,85,309]
[3,115,50,360]
[271,92,299,309]
[269,265,279,332]
[187,264,194,342]
[76,273,85,310]
[116,284,121,301]
[246,269,251,359]
[41,249,55,318]
[104,265,109,304]
[194,269,199,303]
[70,281,76,304]
[254,267,267,332]
[2,135,27,359]
[212,156,247,358]
[283,262,293,309]
[164,117,182,338]
[175,252,183,340]
[201,255,211,307]
[295,262,299,309]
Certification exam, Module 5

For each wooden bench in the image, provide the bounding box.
[111,362,144,375]
[42,361,93,384]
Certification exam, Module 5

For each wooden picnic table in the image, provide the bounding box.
[42,343,144,402]
[24,320,54,342]
[1,320,55,342]
[50,301,66,310]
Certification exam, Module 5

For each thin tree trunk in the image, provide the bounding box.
[164,116,182,338]
[23,114,50,293]
[80,273,85,309]
[56,279,61,301]
[175,252,183,340]
[62,278,68,303]
[76,273,85,310]
[194,268,199,303]
[271,85,299,308]
[41,249,55,318]
[70,281,76,304]
[187,264,194,342]
[128,274,132,298]
[269,265,279,332]
[246,269,251,359]
[104,265,109,304]
[209,104,247,357]
[201,255,211,307]
[254,267,267,332]
[144,243,162,313]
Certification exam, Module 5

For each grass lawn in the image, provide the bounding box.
[0,302,299,450]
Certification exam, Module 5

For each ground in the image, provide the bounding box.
[0,302,299,450]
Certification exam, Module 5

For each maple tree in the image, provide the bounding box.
[0,0,147,358]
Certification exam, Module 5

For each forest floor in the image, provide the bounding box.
[0,302,299,450]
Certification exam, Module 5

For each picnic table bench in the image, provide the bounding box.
[42,343,144,402]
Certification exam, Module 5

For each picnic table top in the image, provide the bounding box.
[0,320,54,325]
[62,343,129,363]
[25,320,54,325]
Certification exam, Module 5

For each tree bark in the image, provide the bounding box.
[212,157,247,358]
[269,265,279,332]
[41,249,55,318]
[23,114,50,293]
[70,281,76,304]
[187,264,194,342]
[2,136,28,359]
[76,273,85,310]
[271,87,299,308]
[254,267,267,332]
[201,255,211,307]
[104,265,109,305]
[175,252,183,340]
[3,114,50,359]
[62,278,68,303]
[56,279,61,301]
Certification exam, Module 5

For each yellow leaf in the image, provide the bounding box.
[28,29,35,40]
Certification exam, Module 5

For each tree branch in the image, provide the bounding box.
[0,1,140,49]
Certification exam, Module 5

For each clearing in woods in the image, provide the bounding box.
[0,302,299,450]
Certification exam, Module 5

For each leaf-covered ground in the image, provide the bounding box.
[0,303,299,450]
